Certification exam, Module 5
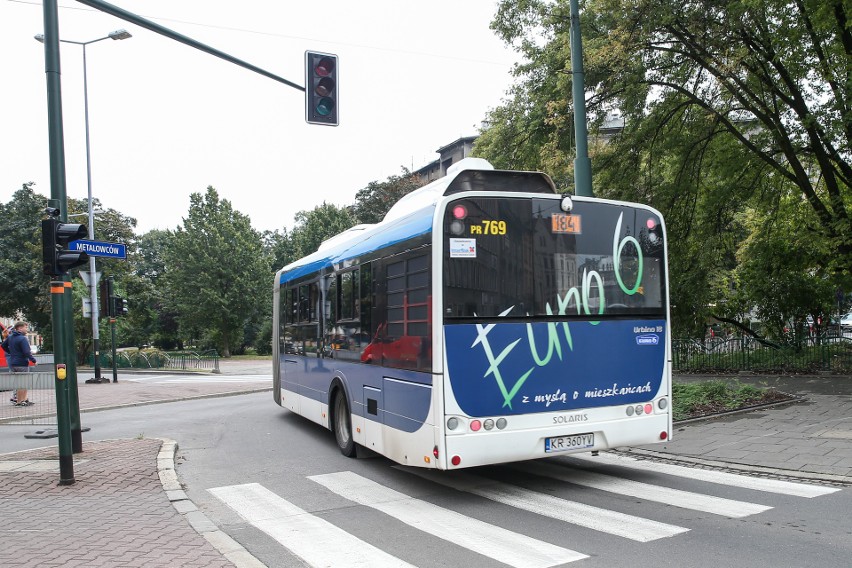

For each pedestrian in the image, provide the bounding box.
[0,322,9,371]
[1,321,37,406]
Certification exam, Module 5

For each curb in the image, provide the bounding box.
[77,387,273,415]
[0,387,272,424]
[616,447,852,486]
[672,392,804,425]
[156,438,268,568]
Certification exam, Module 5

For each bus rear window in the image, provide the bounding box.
[443,197,666,319]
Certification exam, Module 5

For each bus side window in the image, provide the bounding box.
[381,251,431,372]
[324,276,337,356]
[280,287,294,354]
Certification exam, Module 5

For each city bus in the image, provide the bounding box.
[272,158,671,469]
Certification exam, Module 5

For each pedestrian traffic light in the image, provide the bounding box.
[305,51,338,126]
[41,215,88,276]
[112,296,128,317]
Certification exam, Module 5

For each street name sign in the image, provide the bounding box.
[69,240,127,259]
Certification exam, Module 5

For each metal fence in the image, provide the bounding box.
[90,350,220,373]
[0,372,56,425]
[672,336,852,374]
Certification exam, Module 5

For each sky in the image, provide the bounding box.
[0,0,519,235]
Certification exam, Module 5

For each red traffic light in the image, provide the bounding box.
[314,56,335,77]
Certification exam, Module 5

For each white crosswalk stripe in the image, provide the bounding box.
[398,466,689,542]
[210,461,838,567]
[308,471,588,567]
[209,482,416,568]
[567,452,841,498]
[509,461,772,518]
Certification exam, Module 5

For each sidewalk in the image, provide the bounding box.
[630,373,852,483]
[0,366,271,568]
[1,366,850,567]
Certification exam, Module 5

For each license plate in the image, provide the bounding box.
[545,433,594,453]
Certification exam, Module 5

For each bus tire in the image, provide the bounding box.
[332,389,356,457]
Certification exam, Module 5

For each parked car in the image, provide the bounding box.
[841,312,852,331]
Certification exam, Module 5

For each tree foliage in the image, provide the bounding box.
[163,187,269,357]
[481,0,852,336]
[288,202,356,259]
[352,169,424,224]
[0,183,48,328]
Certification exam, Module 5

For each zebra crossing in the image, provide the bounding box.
[209,455,842,568]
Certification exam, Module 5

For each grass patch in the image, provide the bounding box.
[672,380,792,421]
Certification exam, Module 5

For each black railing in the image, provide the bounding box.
[89,350,220,373]
[672,336,852,374]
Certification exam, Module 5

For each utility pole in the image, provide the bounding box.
[569,0,593,198]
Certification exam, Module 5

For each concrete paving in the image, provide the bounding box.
[1,361,849,567]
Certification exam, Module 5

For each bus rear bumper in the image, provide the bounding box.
[441,413,670,469]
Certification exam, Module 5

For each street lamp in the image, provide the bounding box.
[35,30,131,382]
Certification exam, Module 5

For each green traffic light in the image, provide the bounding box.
[315,97,335,116]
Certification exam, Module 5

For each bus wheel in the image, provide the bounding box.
[333,390,356,457]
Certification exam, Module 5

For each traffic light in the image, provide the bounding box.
[112,296,128,317]
[305,51,338,126]
[42,216,88,276]
[99,278,114,317]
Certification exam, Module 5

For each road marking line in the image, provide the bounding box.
[209,482,415,568]
[510,461,772,518]
[309,471,587,567]
[398,467,688,542]
[568,453,841,498]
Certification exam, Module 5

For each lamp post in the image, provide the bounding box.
[35,30,131,383]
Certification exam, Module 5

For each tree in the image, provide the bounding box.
[163,187,269,357]
[352,169,424,224]
[123,230,181,350]
[288,202,356,259]
[0,183,49,329]
[484,0,852,335]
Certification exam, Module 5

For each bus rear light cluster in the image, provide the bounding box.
[625,398,668,417]
[449,203,468,235]
[446,416,508,432]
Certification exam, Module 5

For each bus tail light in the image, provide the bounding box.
[433,446,439,458]
[644,403,653,415]
[449,220,466,235]
[660,431,668,440]
[470,420,482,432]
[451,455,461,466]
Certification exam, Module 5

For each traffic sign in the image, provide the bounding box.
[69,240,126,259]
[79,271,102,287]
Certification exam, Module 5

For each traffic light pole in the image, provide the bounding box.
[107,276,118,382]
[111,319,118,383]
[41,1,77,483]
[63,279,83,453]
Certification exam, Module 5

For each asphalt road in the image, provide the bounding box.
[3,391,848,568]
